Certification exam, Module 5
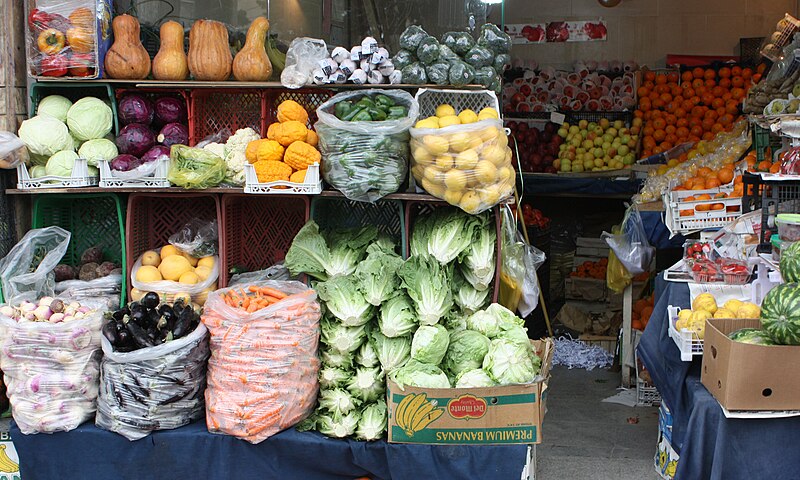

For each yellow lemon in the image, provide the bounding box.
[141,251,161,267]
[676,309,692,330]
[458,109,479,124]
[435,154,455,170]
[483,144,507,166]
[413,146,434,165]
[455,149,479,170]
[198,256,215,269]
[459,191,482,214]
[129,288,145,302]
[443,189,463,205]
[435,104,456,118]
[415,118,439,129]
[480,184,502,205]
[422,135,449,155]
[179,271,200,284]
[159,255,193,282]
[448,132,472,153]
[438,115,462,128]
[411,165,425,181]
[423,166,445,183]
[692,293,718,314]
[477,107,499,121]
[181,252,198,267]
[444,169,468,191]
[479,127,500,143]
[474,160,498,184]
[496,166,514,183]
[136,265,162,283]
[421,178,446,198]
[160,245,180,260]
[195,265,212,281]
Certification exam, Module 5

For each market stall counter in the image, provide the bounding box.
[638,276,800,480]
[10,419,532,479]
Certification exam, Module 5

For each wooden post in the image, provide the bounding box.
[0,0,26,132]
[621,282,633,387]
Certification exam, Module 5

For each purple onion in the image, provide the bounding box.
[156,122,189,148]
[118,94,155,126]
[154,96,188,126]
[116,123,156,157]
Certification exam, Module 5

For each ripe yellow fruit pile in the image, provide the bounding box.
[410,104,513,214]
[133,245,218,306]
[675,294,761,339]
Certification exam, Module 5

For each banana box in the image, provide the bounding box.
[387,338,553,445]
[0,427,21,480]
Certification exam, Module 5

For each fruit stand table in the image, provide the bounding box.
[10,419,533,479]
[637,276,800,480]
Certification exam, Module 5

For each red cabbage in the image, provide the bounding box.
[118,94,154,126]
[156,123,189,148]
[140,145,170,163]
[110,154,141,172]
[116,123,156,157]
[154,97,188,126]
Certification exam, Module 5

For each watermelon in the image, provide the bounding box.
[780,241,800,282]
[728,328,777,345]
[760,282,800,345]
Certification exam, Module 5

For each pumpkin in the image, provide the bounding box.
[274,121,308,147]
[290,169,308,183]
[245,139,267,163]
[277,100,309,124]
[284,141,320,170]
[256,140,285,163]
[68,7,95,29]
[104,15,151,80]
[306,129,319,147]
[66,27,93,53]
[188,19,232,81]
[152,21,189,81]
[267,123,278,140]
[253,160,292,183]
[232,17,273,81]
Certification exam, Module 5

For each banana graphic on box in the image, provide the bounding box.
[0,444,19,473]
[395,393,444,437]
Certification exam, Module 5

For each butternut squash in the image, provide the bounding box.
[104,15,151,80]
[152,21,189,81]
[188,20,232,81]
[232,17,273,82]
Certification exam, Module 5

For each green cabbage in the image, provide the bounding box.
[319,388,360,416]
[371,330,411,372]
[320,317,367,354]
[483,339,540,385]
[390,359,451,389]
[398,255,454,325]
[18,115,74,164]
[496,318,530,347]
[66,97,113,141]
[319,366,350,389]
[455,368,496,388]
[378,294,417,338]
[29,165,47,178]
[355,400,387,441]
[355,340,380,368]
[317,410,361,438]
[356,245,403,306]
[45,150,79,177]
[317,276,373,326]
[466,304,524,339]
[411,324,449,365]
[78,138,118,166]
[37,95,72,122]
[443,330,491,377]
[347,366,385,403]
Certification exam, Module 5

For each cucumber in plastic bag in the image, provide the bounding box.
[473,66,495,88]
[477,23,512,55]
[416,37,441,65]
[438,44,460,63]
[493,54,511,73]
[426,62,450,85]
[448,61,475,87]
[400,25,429,51]
[464,46,494,69]
[441,31,476,56]
[401,62,427,85]
[392,49,416,71]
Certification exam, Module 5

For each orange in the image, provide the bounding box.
[655,74,668,85]
[644,70,656,82]
[714,192,728,199]
[653,118,667,130]
[705,78,716,88]
[666,125,677,135]
[702,131,715,140]
[719,67,731,78]
[704,69,716,80]
[711,203,725,210]
[757,160,772,172]
[653,129,666,142]
[697,166,714,177]
[667,71,680,83]
[676,126,690,138]
[684,195,697,201]
[717,168,734,184]
[719,77,732,89]
[770,162,781,174]
[637,86,650,97]
[742,67,753,79]
[681,70,694,83]
[731,66,742,76]
[705,178,721,189]
[692,67,705,79]
[712,123,724,134]
[702,117,716,130]
[677,117,689,128]
[732,76,744,88]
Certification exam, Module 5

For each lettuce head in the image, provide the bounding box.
[411,324,450,365]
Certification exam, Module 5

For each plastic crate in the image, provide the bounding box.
[741,172,800,251]
[99,158,170,188]
[265,88,335,128]
[310,196,407,257]
[29,81,119,135]
[635,350,661,406]
[405,201,501,302]
[667,305,703,361]
[761,14,800,61]
[751,123,782,161]
[563,111,634,127]
[189,89,265,145]
[219,193,309,287]
[16,159,99,189]
[664,187,743,235]
[0,175,17,262]
[125,193,222,296]
[31,193,126,307]
[114,87,191,130]
[739,37,765,67]
[414,88,500,118]
[243,163,322,194]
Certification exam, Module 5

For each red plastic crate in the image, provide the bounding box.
[404,201,502,303]
[219,194,309,287]
[189,88,266,145]
[125,193,222,295]
[264,88,335,127]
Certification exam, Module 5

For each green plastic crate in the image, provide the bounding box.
[752,123,782,161]
[29,81,119,136]
[31,193,127,307]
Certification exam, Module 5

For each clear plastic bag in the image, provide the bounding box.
[606,237,633,294]
[108,158,162,180]
[498,207,545,316]
[602,204,654,276]
[167,145,226,189]
[228,264,292,286]
[281,37,329,89]
[130,252,219,297]
[316,90,418,202]
[409,118,515,214]
[55,274,121,310]
[0,300,104,434]
[95,323,210,441]
[0,132,29,169]
[169,219,219,257]
[202,280,321,444]
[0,226,71,304]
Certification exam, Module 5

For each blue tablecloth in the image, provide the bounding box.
[637,276,800,480]
[10,419,530,480]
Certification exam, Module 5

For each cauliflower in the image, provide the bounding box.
[223,128,261,186]
[203,142,226,159]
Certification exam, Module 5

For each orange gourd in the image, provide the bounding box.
[152,21,189,81]
[232,17,273,81]
[104,15,151,80]
[188,20,232,81]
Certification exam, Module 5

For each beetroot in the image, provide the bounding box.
[156,123,189,148]
[118,94,154,126]
[116,123,156,157]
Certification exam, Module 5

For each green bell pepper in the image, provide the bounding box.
[368,107,387,121]
[334,101,353,119]
[351,110,373,122]
[375,94,395,108]
[343,106,366,121]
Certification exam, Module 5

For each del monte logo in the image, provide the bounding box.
[447,394,487,419]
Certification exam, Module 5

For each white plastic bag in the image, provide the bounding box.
[281,37,329,89]
[55,274,122,310]
[602,204,654,276]
[108,159,161,180]
[130,253,219,296]
[168,219,219,258]
[0,227,70,304]
[228,264,292,286]
[499,207,546,317]
[0,131,29,169]
[96,323,210,441]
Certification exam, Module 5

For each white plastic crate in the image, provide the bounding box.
[244,163,322,194]
[98,158,170,188]
[414,88,500,119]
[635,349,661,406]
[667,305,703,361]
[16,159,98,189]
[664,187,743,235]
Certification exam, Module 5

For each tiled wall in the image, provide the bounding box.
[496,0,798,68]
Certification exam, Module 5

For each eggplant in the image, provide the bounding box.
[114,320,126,332]
[126,321,155,348]
[142,292,160,309]
[112,306,130,321]
[117,328,130,346]
[102,322,119,345]
[129,301,142,313]
[173,309,193,338]
[147,308,161,326]
[130,309,146,325]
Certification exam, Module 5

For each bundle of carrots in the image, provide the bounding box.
[202,281,321,444]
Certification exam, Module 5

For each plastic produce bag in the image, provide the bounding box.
[606,242,633,294]
[202,280,321,444]
[169,219,219,257]
[281,37,329,89]
[106,159,161,180]
[130,252,219,297]
[399,25,429,51]
[316,89,418,202]
[95,323,209,441]
[409,116,514,214]
[442,31,475,56]
[0,227,70,304]
[477,23,512,55]
[602,204,654,276]
[401,62,427,84]
[0,132,29,169]
[167,145,226,189]
[55,274,121,310]
[228,264,292,286]
[498,207,545,316]
[0,301,104,434]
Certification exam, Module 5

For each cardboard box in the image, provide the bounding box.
[701,318,800,411]
[0,419,21,479]
[387,338,553,445]
[654,424,679,480]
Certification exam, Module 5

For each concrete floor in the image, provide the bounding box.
[536,366,661,480]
